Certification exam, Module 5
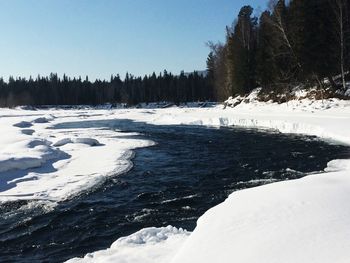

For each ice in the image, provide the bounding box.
[65,226,189,263]
[21,129,35,135]
[113,226,188,245]
[13,121,33,128]
[0,156,43,173]
[53,138,101,147]
[32,116,52,123]
[53,138,73,147]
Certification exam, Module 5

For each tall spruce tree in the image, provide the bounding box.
[303,0,338,87]
[206,52,215,99]
[227,5,258,95]
[287,0,305,81]
[257,11,277,89]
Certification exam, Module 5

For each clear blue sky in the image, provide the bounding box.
[0,0,267,80]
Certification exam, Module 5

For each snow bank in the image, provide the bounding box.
[171,168,350,263]
[66,226,189,263]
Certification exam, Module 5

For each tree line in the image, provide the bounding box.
[0,71,212,107]
[207,0,350,101]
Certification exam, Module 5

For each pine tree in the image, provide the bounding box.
[206,51,215,96]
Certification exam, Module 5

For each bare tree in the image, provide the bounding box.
[330,0,348,90]
[264,0,302,88]
[268,0,302,70]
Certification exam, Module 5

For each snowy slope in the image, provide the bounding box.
[1,95,350,262]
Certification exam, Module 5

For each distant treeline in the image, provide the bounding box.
[0,71,212,107]
[207,0,350,100]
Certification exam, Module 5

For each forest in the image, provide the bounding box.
[208,0,350,100]
[0,0,349,107]
[0,71,211,107]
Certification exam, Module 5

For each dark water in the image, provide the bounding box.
[0,120,349,263]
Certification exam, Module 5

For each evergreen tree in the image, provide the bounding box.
[329,0,349,89]
[287,0,305,80]
[227,6,258,95]
[257,11,277,89]
[303,0,338,86]
[206,52,215,96]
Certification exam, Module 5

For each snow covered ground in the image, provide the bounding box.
[1,94,350,262]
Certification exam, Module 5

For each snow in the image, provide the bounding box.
[345,87,350,96]
[293,86,309,98]
[0,110,153,203]
[65,226,189,263]
[1,93,350,263]
[13,121,33,128]
[53,138,101,147]
[171,167,350,263]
